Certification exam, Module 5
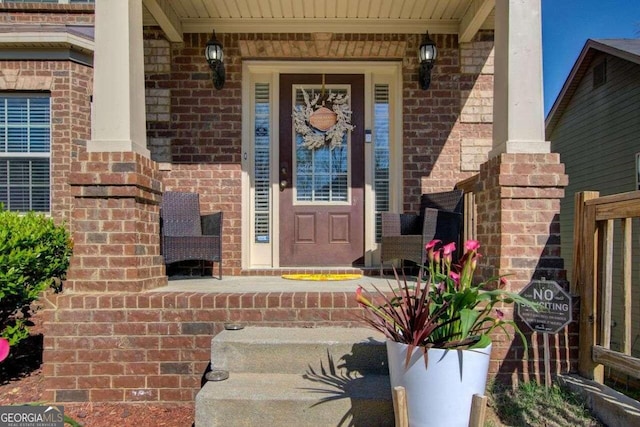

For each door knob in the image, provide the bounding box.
[280,164,288,191]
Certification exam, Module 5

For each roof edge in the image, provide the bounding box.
[545,38,640,136]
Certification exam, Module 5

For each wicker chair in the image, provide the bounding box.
[380,189,463,274]
[160,191,223,279]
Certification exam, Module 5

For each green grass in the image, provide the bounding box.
[486,381,602,427]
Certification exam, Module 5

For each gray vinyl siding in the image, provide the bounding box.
[549,51,640,357]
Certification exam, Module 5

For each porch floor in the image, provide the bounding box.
[156,273,407,293]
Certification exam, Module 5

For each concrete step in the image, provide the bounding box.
[195,326,393,426]
[210,326,388,375]
[195,372,394,426]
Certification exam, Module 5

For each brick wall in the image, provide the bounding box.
[42,291,364,403]
[0,3,94,24]
[0,61,92,225]
[144,33,172,163]
[458,34,494,172]
[406,32,495,211]
[145,30,495,244]
[144,30,244,276]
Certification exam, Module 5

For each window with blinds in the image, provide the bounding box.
[0,95,51,212]
[374,84,390,242]
[254,83,271,243]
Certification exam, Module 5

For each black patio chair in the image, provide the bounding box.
[160,191,223,279]
[380,189,463,274]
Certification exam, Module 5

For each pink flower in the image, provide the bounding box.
[449,271,460,286]
[0,338,9,363]
[499,277,509,289]
[443,242,456,264]
[496,309,504,320]
[425,240,441,263]
[443,242,456,255]
[464,240,480,252]
[426,240,441,250]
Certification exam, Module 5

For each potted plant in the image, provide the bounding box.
[357,239,535,427]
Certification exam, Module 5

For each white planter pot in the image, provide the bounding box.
[386,340,492,427]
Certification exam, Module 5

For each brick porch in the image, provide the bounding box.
[41,276,383,403]
[42,261,578,405]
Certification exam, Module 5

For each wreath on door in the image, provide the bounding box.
[292,88,354,150]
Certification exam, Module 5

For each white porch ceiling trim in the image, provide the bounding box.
[181,18,461,35]
[142,0,183,42]
[0,32,94,53]
[143,0,494,38]
[459,0,495,42]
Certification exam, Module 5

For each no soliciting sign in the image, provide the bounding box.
[517,280,572,334]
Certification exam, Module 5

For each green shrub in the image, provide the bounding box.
[0,205,72,346]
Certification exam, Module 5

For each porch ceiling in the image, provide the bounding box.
[142,0,495,43]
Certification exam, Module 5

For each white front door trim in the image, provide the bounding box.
[241,60,403,270]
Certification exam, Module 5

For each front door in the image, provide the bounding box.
[279,74,365,266]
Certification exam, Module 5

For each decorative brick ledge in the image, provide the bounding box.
[0,3,94,13]
[69,151,163,201]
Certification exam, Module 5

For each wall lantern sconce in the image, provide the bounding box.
[205,30,225,90]
[418,31,437,90]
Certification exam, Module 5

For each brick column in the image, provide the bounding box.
[65,152,166,292]
[477,153,568,284]
[476,153,574,382]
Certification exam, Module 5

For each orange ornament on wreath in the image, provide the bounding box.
[309,106,338,132]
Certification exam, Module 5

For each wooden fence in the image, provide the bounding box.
[573,190,640,382]
[455,174,479,243]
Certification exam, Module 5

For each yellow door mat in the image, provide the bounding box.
[281,273,362,281]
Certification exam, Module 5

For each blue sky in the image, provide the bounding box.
[541,0,640,115]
